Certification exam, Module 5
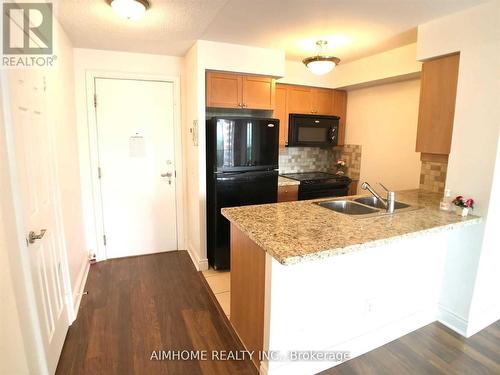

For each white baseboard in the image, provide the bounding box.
[186,243,209,271]
[265,309,437,375]
[466,304,500,337]
[71,259,90,323]
[437,305,468,336]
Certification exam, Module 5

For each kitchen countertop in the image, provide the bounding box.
[278,176,300,187]
[221,189,481,265]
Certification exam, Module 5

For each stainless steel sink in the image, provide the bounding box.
[317,200,379,215]
[353,196,410,210]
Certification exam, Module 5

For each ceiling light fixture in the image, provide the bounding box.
[303,40,340,75]
[108,0,150,20]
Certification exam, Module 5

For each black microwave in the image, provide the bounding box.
[287,114,339,147]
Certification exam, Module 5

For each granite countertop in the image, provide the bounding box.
[221,189,481,265]
[278,176,300,187]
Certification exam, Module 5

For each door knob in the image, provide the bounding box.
[28,229,46,244]
[161,172,172,178]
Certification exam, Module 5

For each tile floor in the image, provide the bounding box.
[202,268,230,318]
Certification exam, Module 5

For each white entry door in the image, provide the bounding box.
[8,70,69,374]
[94,78,178,259]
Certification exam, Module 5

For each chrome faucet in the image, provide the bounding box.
[361,182,395,213]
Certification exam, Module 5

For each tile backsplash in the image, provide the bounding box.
[279,147,331,173]
[333,144,362,181]
[420,160,448,193]
[279,144,362,181]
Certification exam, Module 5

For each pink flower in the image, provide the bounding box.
[466,199,474,209]
[452,195,475,209]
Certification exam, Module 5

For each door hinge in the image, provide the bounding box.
[98,167,102,179]
[103,235,107,246]
[94,94,97,108]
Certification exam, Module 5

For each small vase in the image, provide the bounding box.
[455,207,469,217]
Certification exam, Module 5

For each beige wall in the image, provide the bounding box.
[345,79,421,192]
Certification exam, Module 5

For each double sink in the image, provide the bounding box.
[317,196,416,218]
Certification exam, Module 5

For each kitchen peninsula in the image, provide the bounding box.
[222,190,481,375]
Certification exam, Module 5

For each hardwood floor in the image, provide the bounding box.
[320,320,500,375]
[56,251,257,375]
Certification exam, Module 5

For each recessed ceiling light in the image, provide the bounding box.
[108,0,150,20]
[303,40,341,75]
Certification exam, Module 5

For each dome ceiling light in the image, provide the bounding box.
[108,0,150,20]
[302,40,341,75]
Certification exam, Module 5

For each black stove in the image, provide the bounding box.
[281,172,352,200]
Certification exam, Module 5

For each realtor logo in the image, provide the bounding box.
[3,2,53,55]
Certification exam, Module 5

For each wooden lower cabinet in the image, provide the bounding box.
[230,225,266,370]
[277,185,299,202]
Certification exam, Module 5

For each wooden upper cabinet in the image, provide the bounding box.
[275,84,288,148]
[274,84,348,146]
[332,90,347,145]
[416,53,460,155]
[242,75,275,110]
[206,72,242,109]
[287,86,314,114]
[206,71,275,110]
[313,88,334,115]
[287,85,335,115]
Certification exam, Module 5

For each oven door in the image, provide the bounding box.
[288,114,339,147]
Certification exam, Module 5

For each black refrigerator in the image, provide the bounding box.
[206,117,279,270]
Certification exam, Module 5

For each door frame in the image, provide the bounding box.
[85,71,185,261]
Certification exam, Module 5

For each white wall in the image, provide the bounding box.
[417,0,500,335]
[345,79,421,192]
[46,20,89,315]
[183,40,285,269]
[73,49,184,262]
[182,43,208,269]
[468,136,500,333]
[198,40,285,77]
[331,43,421,89]
[278,44,421,90]
[278,59,333,88]
[264,230,449,375]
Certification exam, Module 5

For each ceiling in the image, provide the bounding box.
[55,0,487,62]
